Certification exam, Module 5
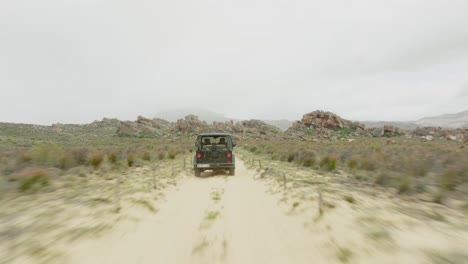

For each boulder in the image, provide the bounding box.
[446,135,457,141]
[371,128,384,137]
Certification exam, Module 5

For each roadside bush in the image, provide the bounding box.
[249,146,258,153]
[375,172,390,187]
[18,150,32,163]
[127,154,135,167]
[287,152,296,162]
[440,169,458,191]
[302,156,316,167]
[397,176,412,194]
[320,155,337,171]
[15,167,50,192]
[168,149,177,160]
[142,152,151,162]
[158,150,167,160]
[108,151,118,164]
[88,152,104,169]
[359,157,377,171]
[59,152,77,170]
[71,148,90,165]
[347,158,358,170]
[31,143,62,167]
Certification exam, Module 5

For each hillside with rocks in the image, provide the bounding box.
[2,111,467,143]
[117,115,282,139]
[415,110,468,128]
[285,111,370,140]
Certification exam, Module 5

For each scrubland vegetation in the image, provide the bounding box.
[243,138,468,203]
[240,139,468,263]
[0,131,192,263]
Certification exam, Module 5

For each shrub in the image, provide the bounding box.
[344,195,355,204]
[72,148,90,165]
[15,167,50,192]
[320,155,337,171]
[31,143,62,167]
[59,152,77,170]
[302,156,316,167]
[168,149,177,160]
[127,155,135,167]
[108,151,118,164]
[287,152,296,162]
[158,150,167,160]
[440,169,458,191]
[88,152,104,169]
[375,172,389,187]
[359,158,377,171]
[397,176,412,194]
[142,152,151,162]
[347,158,358,170]
[18,150,32,163]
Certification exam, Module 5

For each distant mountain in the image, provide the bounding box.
[155,108,238,123]
[155,108,293,131]
[415,110,468,128]
[361,121,419,130]
[361,110,468,130]
[263,119,293,131]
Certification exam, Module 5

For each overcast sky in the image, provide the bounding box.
[1,0,468,125]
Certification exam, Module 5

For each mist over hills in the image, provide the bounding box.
[415,110,468,128]
[155,108,293,131]
[157,108,468,131]
[362,110,468,129]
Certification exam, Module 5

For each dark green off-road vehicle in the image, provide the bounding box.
[193,133,236,177]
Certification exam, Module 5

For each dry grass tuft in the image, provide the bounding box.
[14,167,50,192]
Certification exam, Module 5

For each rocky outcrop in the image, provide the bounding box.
[173,115,211,134]
[301,111,350,129]
[383,125,406,136]
[285,111,369,140]
[118,115,283,139]
[117,116,172,138]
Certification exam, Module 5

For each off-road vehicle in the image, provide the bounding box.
[193,133,236,177]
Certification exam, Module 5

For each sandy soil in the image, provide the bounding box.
[64,159,468,264]
[65,160,324,264]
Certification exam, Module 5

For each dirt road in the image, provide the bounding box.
[65,158,468,264]
[66,160,326,264]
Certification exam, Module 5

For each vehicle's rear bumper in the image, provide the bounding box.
[194,163,235,169]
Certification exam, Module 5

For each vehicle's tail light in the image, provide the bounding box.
[226,152,232,158]
[196,152,202,159]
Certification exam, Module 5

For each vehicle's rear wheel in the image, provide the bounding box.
[195,169,201,177]
[229,168,235,176]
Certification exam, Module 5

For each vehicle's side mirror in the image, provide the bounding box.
[232,141,237,147]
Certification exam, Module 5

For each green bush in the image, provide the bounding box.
[31,143,62,167]
[320,155,337,171]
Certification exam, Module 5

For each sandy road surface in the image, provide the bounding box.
[66,160,326,264]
